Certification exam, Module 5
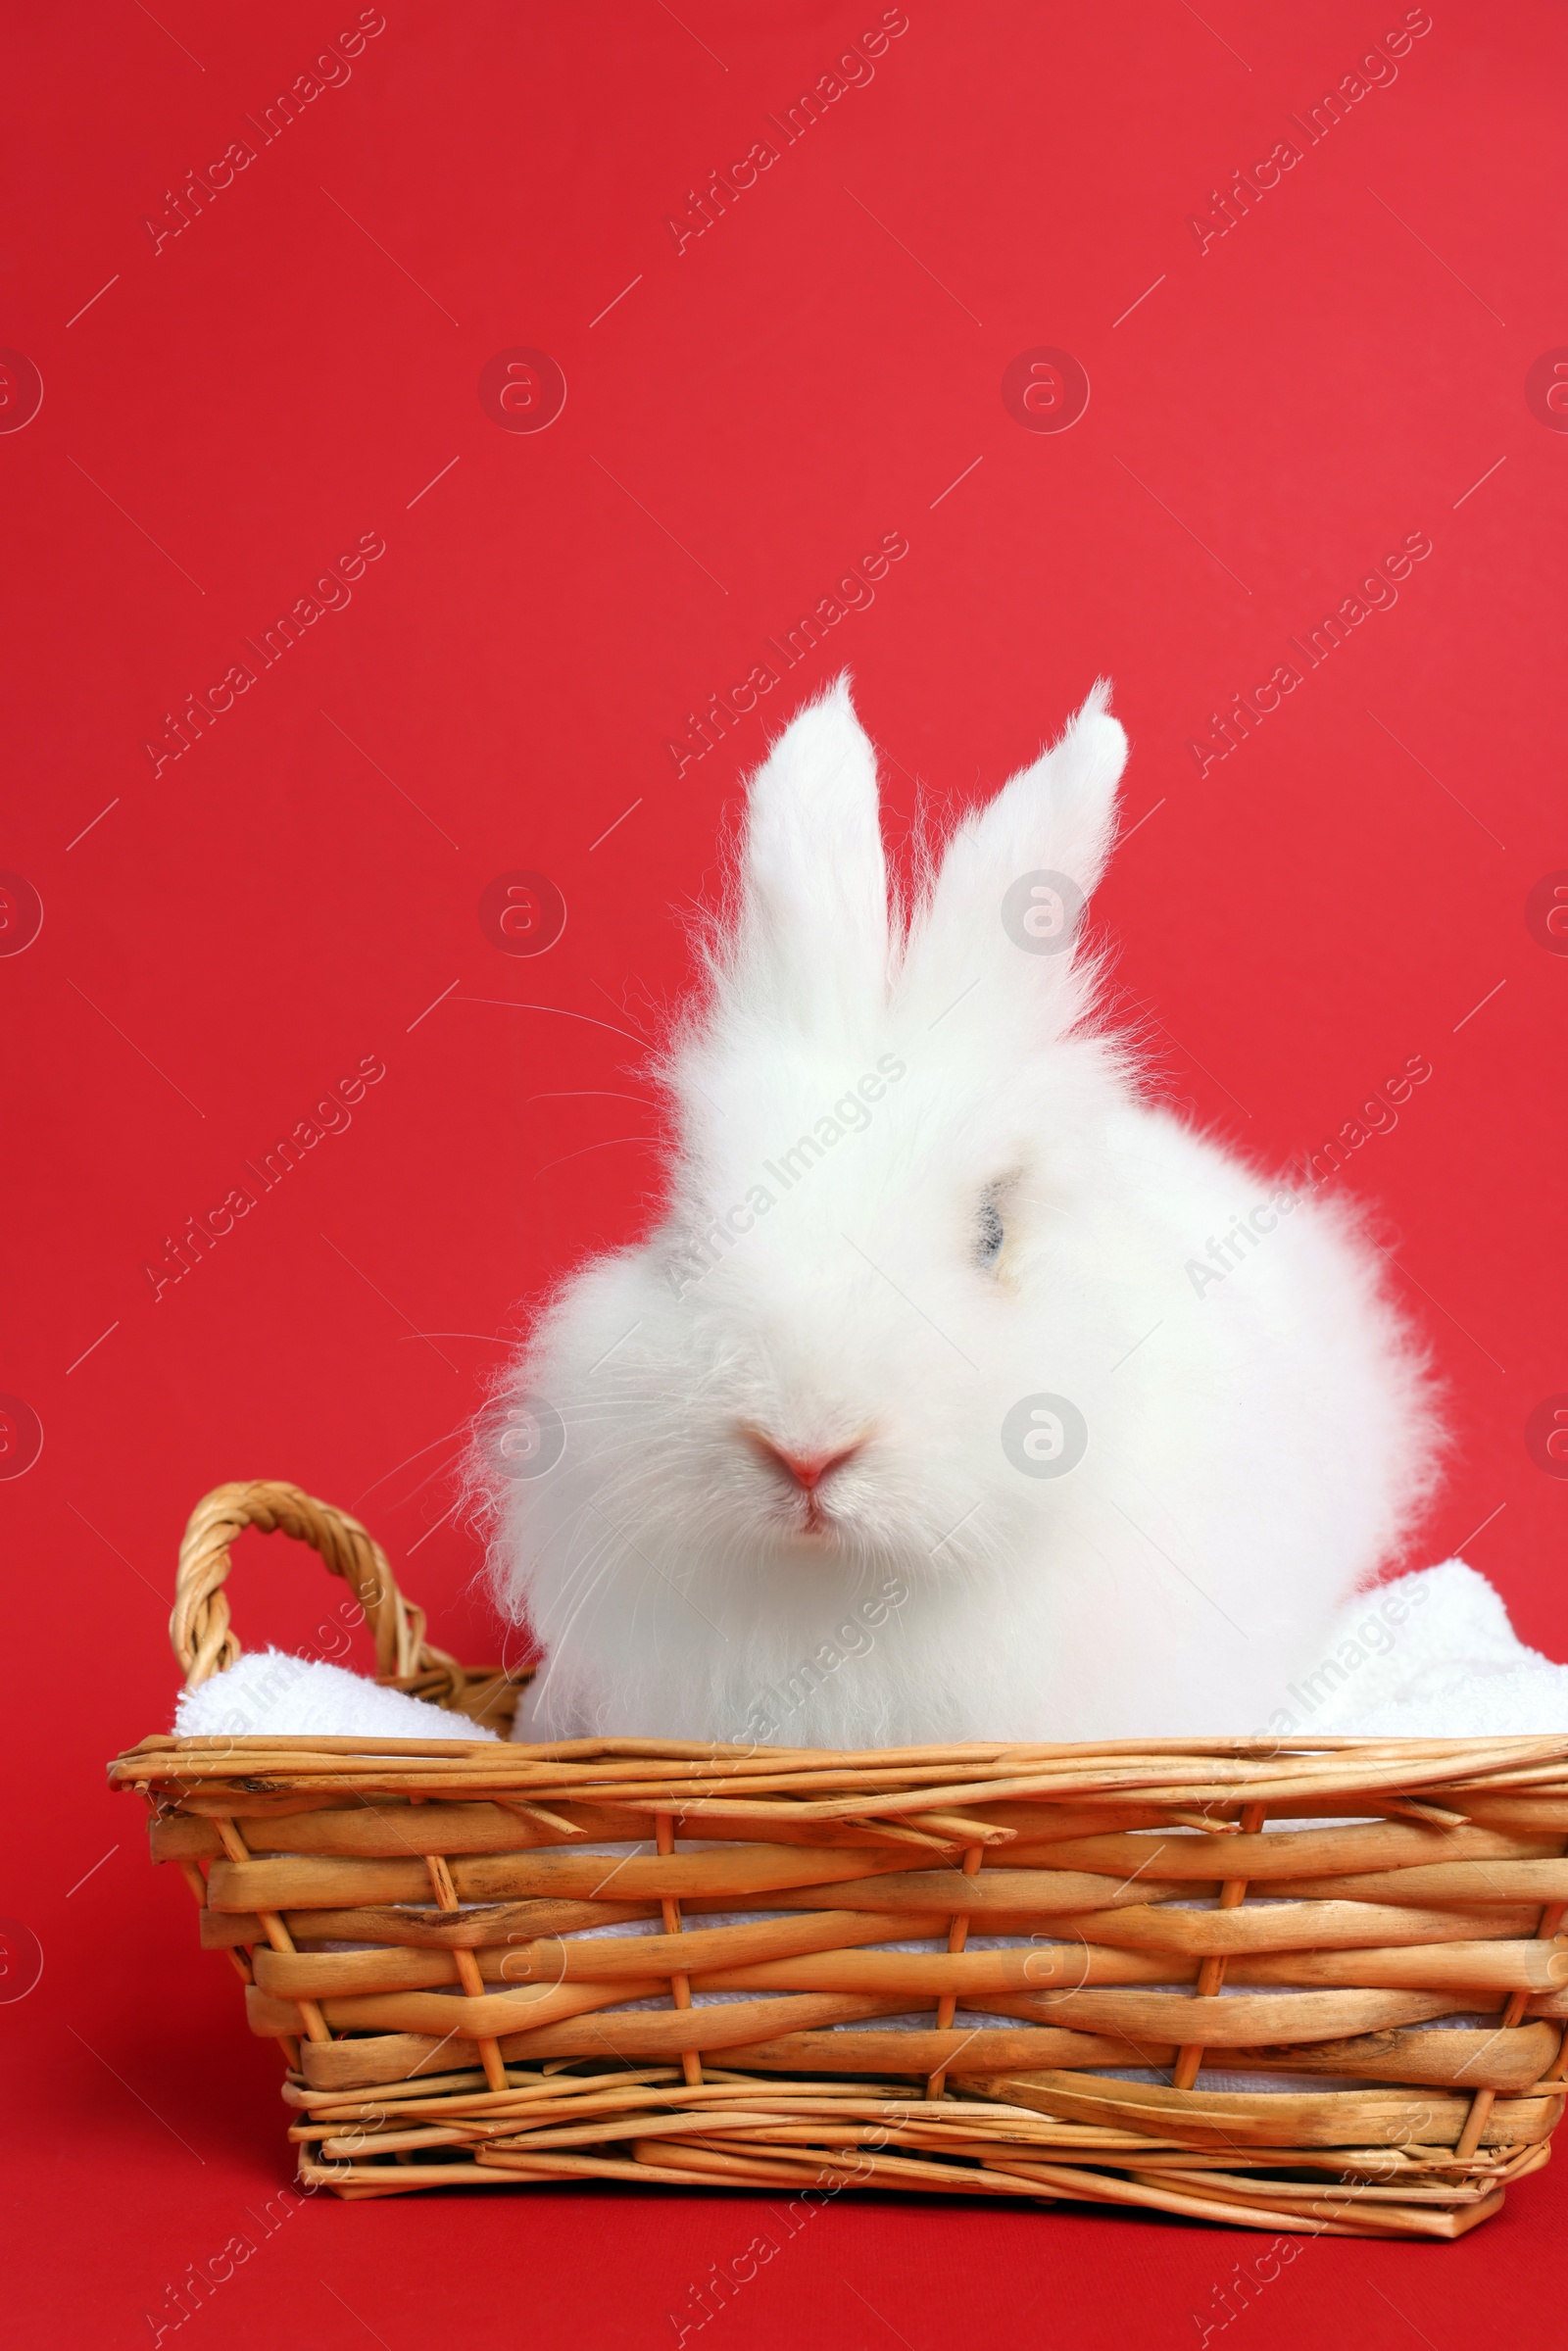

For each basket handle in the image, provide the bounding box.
[171,1478,466,1707]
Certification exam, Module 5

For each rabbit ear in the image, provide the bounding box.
[904,681,1127,1033]
[725,674,889,1027]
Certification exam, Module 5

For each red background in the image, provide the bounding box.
[4,1,1566,2340]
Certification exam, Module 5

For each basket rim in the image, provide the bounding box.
[109,1726,1568,1820]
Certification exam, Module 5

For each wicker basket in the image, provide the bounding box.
[110,1480,1568,2235]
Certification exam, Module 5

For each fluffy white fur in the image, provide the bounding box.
[167,1560,1568,1742]
[481,679,1443,1745]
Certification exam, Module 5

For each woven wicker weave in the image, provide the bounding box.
[111,1481,1568,2234]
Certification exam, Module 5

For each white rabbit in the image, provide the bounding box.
[480,677,1443,1746]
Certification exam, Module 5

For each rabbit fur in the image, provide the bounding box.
[481,678,1443,1746]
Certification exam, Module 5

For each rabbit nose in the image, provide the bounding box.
[742,1429,864,1492]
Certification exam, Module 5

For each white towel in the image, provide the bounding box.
[172,1646,498,1741]
[1302,1558,1568,1737]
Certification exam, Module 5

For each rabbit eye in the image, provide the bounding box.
[976,1192,1005,1268]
